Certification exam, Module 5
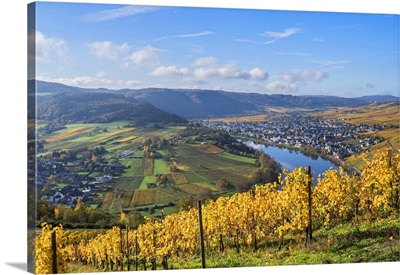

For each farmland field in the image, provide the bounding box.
[171,173,189,185]
[142,158,154,176]
[196,144,224,154]
[184,172,207,184]
[175,183,212,194]
[131,189,156,206]
[117,135,138,142]
[210,114,268,123]
[94,128,135,142]
[119,159,141,176]
[99,192,114,210]
[219,152,257,165]
[115,177,143,191]
[121,190,134,208]
[155,190,176,204]
[39,122,262,215]
[45,126,89,142]
[153,159,170,174]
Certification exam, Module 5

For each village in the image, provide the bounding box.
[36,148,130,209]
[202,114,386,160]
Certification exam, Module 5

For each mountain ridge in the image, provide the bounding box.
[33,80,399,119]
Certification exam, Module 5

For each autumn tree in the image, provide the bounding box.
[49,174,57,182]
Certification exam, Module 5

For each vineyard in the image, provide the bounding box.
[35,150,399,273]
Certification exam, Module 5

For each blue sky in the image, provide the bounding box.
[32,2,399,97]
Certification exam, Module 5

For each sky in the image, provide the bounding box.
[31,2,399,97]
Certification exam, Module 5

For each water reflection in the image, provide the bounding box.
[244,140,339,183]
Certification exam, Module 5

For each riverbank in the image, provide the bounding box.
[237,135,361,176]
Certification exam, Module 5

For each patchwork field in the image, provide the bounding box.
[39,122,260,215]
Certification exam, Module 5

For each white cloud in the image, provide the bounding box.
[155,31,214,41]
[307,58,352,68]
[265,69,329,93]
[35,31,68,62]
[266,81,298,93]
[250,68,269,81]
[193,62,250,80]
[128,46,163,67]
[281,69,329,82]
[313,38,327,43]
[118,80,142,88]
[191,57,268,82]
[260,28,302,39]
[173,31,214,38]
[192,67,220,79]
[38,75,112,88]
[88,41,129,62]
[150,65,189,77]
[63,76,112,87]
[238,28,301,45]
[81,5,161,22]
[192,56,219,67]
[95,71,107,78]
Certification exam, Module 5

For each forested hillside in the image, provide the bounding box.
[37,92,187,125]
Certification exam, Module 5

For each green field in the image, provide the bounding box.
[154,159,170,174]
[219,151,257,164]
[119,159,142,177]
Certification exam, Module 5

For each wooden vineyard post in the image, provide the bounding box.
[135,233,139,271]
[119,227,123,270]
[305,166,313,247]
[197,200,206,268]
[387,149,397,209]
[51,230,58,274]
[151,227,157,270]
[126,225,130,271]
[277,176,285,251]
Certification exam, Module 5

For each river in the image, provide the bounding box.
[244,140,339,182]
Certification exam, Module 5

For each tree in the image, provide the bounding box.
[215,179,228,189]
[141,138,152,146]
[127,210,145,229]
[120,212,127,224]
[168,164,178,173]
[49,174,57,182]
[156,174,168,186]
[54,208,61,220]
[148,207,155,214]
[175,197,192,212]
[74,197,88,224]
[253,152,281,184]
[91,154,99,162]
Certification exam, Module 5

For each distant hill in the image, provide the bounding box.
[33,80,399,119]
[357,95,400,104]
[126,88,257,119]
[36,80,85,94]
[37,92,187,125]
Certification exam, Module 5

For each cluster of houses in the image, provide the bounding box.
[203,115,386,159]
[36,151,129,208]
